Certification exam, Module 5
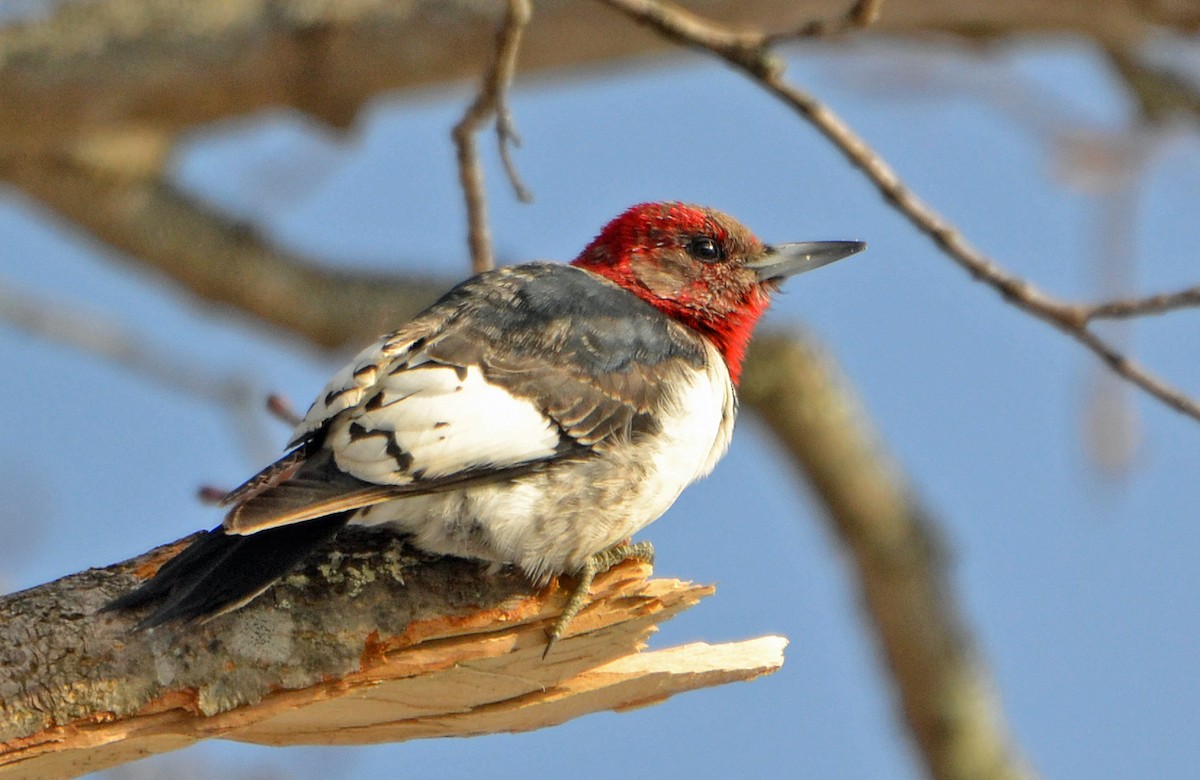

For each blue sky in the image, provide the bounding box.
[2,42,1199,779]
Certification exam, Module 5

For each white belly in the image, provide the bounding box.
[350,347,736,579]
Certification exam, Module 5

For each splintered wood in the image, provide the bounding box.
[0,535,785,780]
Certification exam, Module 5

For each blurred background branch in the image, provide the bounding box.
[598,0,1200,423]
[742,334,1031,780]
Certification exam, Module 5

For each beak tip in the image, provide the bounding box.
[751,239,867,281]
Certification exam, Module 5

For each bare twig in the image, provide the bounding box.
[266,392,304,427]
[1080,286,1200,321]
[593,0,774,76]
[452,0,534,275]
[772,0,885,41]
[497,101,534,204]
[596,0,1200,424]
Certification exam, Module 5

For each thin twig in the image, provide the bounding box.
[772,0,885,41]
[452,0,534,275]
[596,0,1200,424]
[266,392,304,427]
[1080,286,1200,321]
[497,100,534,204]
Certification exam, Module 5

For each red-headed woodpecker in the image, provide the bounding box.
[107,202,864,652]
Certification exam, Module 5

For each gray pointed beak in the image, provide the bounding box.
[746,240,866,282]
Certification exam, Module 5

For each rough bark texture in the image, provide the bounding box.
[0,527,784,780]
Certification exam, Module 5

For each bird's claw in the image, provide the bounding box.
[542,541,655,659]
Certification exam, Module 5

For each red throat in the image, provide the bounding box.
[653,293,769,384]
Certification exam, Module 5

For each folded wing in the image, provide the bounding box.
[222,263,707,536]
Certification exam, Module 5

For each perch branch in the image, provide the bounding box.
[0,526,783,779]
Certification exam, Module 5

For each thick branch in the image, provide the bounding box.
[741,334,1033,780]
[1105,44,1200,125]
[0,527,783,779]
[1,0,1195,162]
[4,154,449,350]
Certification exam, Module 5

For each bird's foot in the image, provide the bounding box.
[543,540,655,659]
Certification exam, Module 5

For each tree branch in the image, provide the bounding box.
[596,0,1200,425]
[1079,285,1200,321]
[4,153,450,350]
[1,1,1192,180]
[771,0,885,41]
[1104,44,1200,125]
[0,526,784,779]
[453,0,534,275]
[741,334,1033,780]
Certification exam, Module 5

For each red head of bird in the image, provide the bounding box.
[571,202,864,383]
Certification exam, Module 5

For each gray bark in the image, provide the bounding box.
[0,527,533,744]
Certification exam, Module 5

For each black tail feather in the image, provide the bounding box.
[105,514,351,628]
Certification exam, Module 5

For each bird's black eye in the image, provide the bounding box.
[686,236,724,263]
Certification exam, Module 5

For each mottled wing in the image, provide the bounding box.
[422,264,708,447]
[287,326,427,448]
[223,263,708,535]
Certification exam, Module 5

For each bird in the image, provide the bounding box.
[105,202,864,654]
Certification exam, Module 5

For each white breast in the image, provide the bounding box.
[350,340,737,579]
[628,342,736,520]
